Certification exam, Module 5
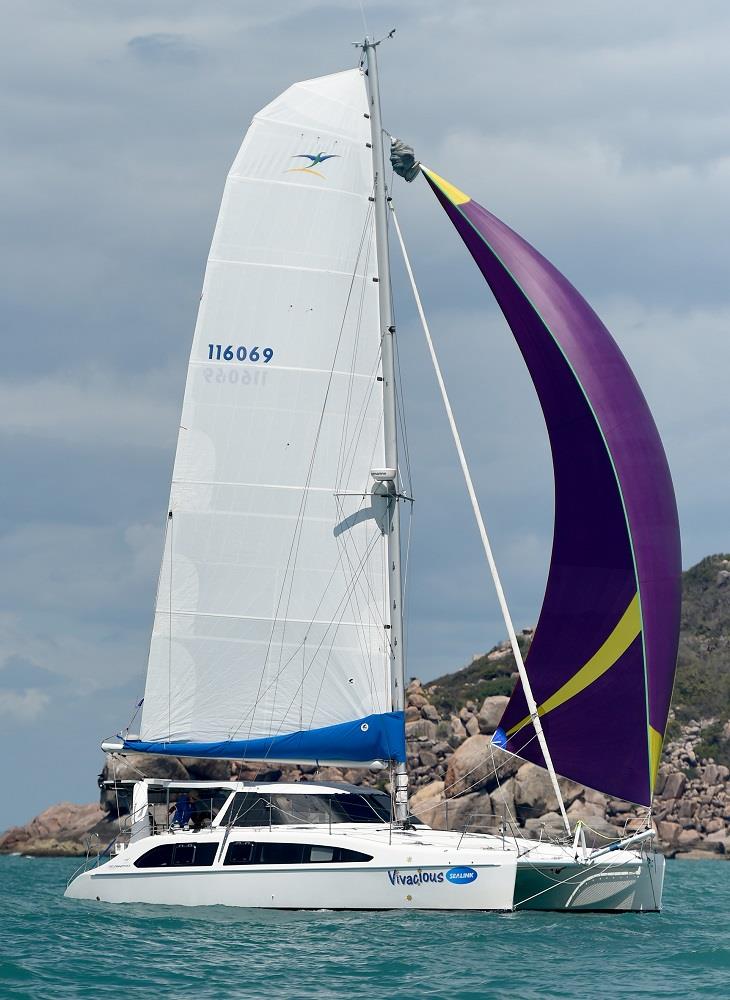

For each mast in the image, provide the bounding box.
[363,38,408,824]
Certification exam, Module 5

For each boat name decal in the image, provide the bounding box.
[445,866,478,884]
[387,870,444,886]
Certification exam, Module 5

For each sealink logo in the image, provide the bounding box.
[446,866,478,885]
[286,152,339,179]
[387,870,445,887]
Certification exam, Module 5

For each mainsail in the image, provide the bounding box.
[424,168,681,806]
[126,70,403,765]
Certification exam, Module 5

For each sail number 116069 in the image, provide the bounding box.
[207,344,274,363]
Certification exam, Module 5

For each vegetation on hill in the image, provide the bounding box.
[423,555,730,761]
[424,632,531,716]
[673,555,730,722]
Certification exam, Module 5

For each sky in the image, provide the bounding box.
[2,0,729,828]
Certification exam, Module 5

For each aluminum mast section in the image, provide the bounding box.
[363,38,408,824]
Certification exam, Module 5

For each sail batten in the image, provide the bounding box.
[424,167,681,806]
[135,69,400,764]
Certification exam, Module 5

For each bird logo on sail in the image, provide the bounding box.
[287,152,339,179]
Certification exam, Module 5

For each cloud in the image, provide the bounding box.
[127,33,201,66]
[0,366,179,451]
[0,688,50,722]
[0,520,157,692]
[1,0,729,823]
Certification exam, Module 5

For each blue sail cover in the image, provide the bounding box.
[124,712,405,764]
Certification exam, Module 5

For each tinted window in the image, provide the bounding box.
[179,842,217,867]
[327,793,391,824]
[219,792,391,828]
[337,848,372,863]
[224,841,254,866]
[271,795,333,824]
[223,841,372,866]
[174,844,197,867]
[309,845,334,863]
[135,844,174,868]
[259,842,307,865]
[134,842,218,869]
[218,793,272,828]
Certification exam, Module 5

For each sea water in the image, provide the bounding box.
[1,856,728,999]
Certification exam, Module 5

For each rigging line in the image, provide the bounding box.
[391,312,413,665]
[276,538,384,735]
[239,203,375,745]
[308,520,386,724]
[137,500,174,735]
[337,408,383,555]
[387,214,413,498]
[230,528,384,739]
[338,249,374,490]
[391,204,571,837]
[363,422,389,706]
[489,740,521,833]
[415,727,540,813]
[401,500,414,667]
[334,205,374,492]
[266,201,376,735]
[357,0,369,36]
[333,483,390,656]
[248,531,386,768]
[300,636,305,731]
[333,500,376,674]
[393,332,412,497]
[124,696,144,736]
[168,512,173,742]
[227,500,379,739]
[339,352,382,492]
[323,416,389,718]
[331,494,384,706]
[110,755,124,840]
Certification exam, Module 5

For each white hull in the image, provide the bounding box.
[65,824,663,913]
[65,826,516,911]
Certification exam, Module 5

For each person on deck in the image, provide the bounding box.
[169,792,193,829]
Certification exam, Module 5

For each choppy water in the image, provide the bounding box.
[1,856,728,999]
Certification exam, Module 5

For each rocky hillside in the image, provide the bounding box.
[425,554,730,738]
[3,554,729,858]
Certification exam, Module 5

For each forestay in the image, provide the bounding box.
[127,70,402,764]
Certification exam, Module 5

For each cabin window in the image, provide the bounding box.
[336,848,373,863]
[224,841,255,866]
[309,845,334,863]
[134,842,218,869]
[328,794,391,824]
[135,844,174,868]
[217,792,272,828]
[258,842,307,865]
[223,841,373,866]
[218,791,391,828]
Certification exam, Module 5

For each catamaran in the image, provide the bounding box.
[66,36,681,912]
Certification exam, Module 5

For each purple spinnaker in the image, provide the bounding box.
[423,169,681,806]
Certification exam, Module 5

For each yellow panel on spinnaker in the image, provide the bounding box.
[507,594,642,737]
[421,167,471,205]
[649,726,664,793]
